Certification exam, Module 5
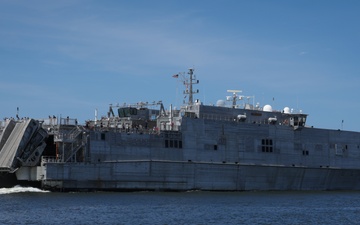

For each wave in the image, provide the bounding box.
[0,185,50,195]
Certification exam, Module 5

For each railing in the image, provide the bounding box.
[201,113,235,121]
[60,117,78,126]
[53,125,87,163]
[91,125,161,135]
[54,126,83,142]
[42,117,59,126]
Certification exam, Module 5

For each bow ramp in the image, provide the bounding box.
[0,119,48,173]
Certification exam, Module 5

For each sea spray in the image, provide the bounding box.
[0,185,49,194]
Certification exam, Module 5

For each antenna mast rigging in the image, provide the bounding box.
[184,68,199,105]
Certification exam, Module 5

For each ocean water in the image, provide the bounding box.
[1,186,360,225]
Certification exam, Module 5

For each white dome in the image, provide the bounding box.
[263,104,273,112]
[216,100,226,107]
[283,107,291,114]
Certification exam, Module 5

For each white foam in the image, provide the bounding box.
[0,185,50,195]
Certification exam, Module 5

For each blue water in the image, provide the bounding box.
[1,187,360,224]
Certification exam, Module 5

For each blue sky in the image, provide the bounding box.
[1,1,360,131]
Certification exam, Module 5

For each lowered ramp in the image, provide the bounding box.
[0,120,17,172]
[0,119,48,172]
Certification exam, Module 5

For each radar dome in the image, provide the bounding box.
[216,100,226,107]
[263,104,273,112]
[283,107,291,114]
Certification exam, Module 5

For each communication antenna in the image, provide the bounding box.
[226,90,242,108]
[183,68,199,105]
[16,107,20,120]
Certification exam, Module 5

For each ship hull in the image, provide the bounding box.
[41,161,360,191]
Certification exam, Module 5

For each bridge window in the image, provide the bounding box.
[293,116,306,127]
[118,107,138,117]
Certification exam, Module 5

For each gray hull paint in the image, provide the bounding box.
[37,112,360,191]
[42,161,360,191]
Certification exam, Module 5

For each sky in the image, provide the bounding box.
[1,0,360,131]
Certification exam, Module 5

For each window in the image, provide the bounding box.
[170,140,174,148]
[302,150,309,155]
[118,107,138,117]
[165,139,182,149]
[261,139,273,152]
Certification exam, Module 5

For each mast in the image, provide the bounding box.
[227,90,242,108]
[184,68,199,105]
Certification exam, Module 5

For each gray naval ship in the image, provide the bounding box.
[1,68,360,191]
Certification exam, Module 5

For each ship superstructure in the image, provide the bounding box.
[1,68,360,191]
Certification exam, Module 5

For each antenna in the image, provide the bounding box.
[227,90,242,94]
[227,90,242,108]
[94,108,98,125]
[16,107,20,120]
[183,68,199,105]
